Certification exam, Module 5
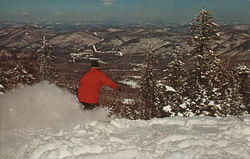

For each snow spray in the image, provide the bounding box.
[0,81,110,130]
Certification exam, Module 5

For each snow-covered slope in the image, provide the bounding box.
[1,82,250,159]
[0,25,51,48]
[49,31,102,48]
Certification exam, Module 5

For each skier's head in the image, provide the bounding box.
[91,60,100,68]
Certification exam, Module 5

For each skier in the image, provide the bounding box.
[77,60,121,110]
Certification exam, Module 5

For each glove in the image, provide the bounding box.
[117,87,121,93]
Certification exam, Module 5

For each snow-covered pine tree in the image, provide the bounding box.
[236,65,250,112]
[37,36,58,82]
[120,43,167,120]
[187,9,246,116]
[164,46,188,92]
[0,55,36,91]
[136,43,166,119]
[163,46,189,116]
[188,9,220,57]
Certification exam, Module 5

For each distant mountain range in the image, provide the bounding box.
[214,25,249,63]
[0,24,249,65]
[0,25,52,48]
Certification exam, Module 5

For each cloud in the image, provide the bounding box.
[102,0,115,7]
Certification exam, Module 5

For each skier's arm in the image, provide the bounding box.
[100,73,119,90]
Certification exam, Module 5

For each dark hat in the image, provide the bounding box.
[91,60,100,67]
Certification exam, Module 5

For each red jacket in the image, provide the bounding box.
[77,68,118,104]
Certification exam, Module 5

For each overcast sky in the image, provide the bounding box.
[0,0,248,24]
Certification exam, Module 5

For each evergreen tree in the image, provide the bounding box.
[0,55,36,91]
[140,45,162,118]
[188,9,220,57]
[37,36,58,82]
[163,46,190,116]
[186,9,246,116]
[164,46,188,93]
[129,44,166,119]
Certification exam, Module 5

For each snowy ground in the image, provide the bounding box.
[119,79,140,89]
[1,82,250,159]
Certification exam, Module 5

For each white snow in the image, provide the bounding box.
[0,81,109,130]
[129,75,141,79]
[122,98,134,104]
[165,85,176,92]
[92,45,100,53]
[179,103,187,109]
[0,84,3,95]
[163,105,172,112]
[1,82,250,159]
[119,79,140,88]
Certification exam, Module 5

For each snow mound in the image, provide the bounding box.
[0,81,110,130]
[1,82,250,159]
[1,116,250,159]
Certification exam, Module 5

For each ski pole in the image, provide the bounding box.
[110,91,119,108]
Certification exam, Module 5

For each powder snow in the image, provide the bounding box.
[0,82,250,159]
